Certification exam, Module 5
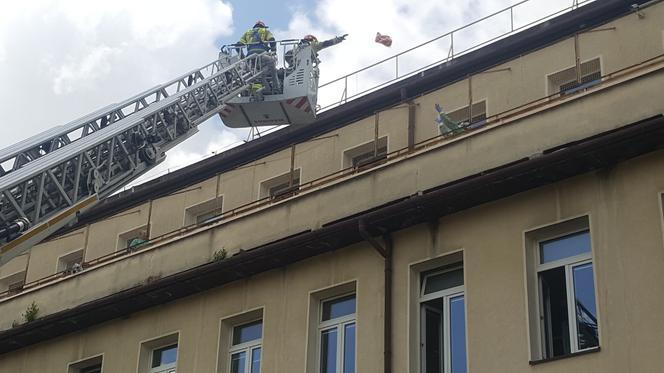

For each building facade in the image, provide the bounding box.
[1,1,663,372]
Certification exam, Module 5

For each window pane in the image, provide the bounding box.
[423,268,463,295]
[540,231,590,264]
[423,305,442,373]
[573,263,599,350]
[449,296,467,373]
[320,328,337,373]
[152,344,177,367]
[322,295,356,321]
[230,351,246,373]
[540,267,570,358]
[80,365,102,373]
[251,347,261,373]
[233,320,263,345]
[343,323,356,373]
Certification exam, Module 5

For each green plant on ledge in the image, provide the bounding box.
[22,301,39,323]
[212,249,227,262]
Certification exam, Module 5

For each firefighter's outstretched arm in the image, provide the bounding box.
[319,34,348,50]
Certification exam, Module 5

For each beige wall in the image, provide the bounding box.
[1,3,664,372]
[8,1,663,284]
[1,46,662,329]
[2,148,664,372]
[25,228,87,283]
[150,177,219,237]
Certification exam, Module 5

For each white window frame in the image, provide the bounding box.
[258,169,302,200]
[149,343,178,373]
[341,136,389,170]
[228,319,263,373]
[419,267,465,373]
[317,293,356,373]
[535,229,597,358]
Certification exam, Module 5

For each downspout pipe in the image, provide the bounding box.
[359,220,393,373]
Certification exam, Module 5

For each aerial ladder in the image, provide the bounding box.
[0,42,321,265]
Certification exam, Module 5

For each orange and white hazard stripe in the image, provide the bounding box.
[286,97,311,113]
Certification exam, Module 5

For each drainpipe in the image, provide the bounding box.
[358,220,393,373]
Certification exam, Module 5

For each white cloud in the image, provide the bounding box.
[51,45,122,95]
[0,0,234,148]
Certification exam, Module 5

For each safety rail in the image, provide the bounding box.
[3,52,661,302]
[317,0,596,111]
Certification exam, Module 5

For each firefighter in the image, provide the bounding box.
[238,21,280,91]
[302,34,347,53]
[285,34,347,69]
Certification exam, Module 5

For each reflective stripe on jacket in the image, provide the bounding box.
[239,27,275,53]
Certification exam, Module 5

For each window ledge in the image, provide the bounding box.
[529,347,600,365]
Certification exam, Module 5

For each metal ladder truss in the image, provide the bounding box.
[0,54,254,177]
[0,53,266,264]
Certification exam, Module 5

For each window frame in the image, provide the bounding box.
[534,228,599,359]
[184,196,224,226]
[258,169,302,200]
[149,343,178,373]
[341,136,389,170]
[418,266,466,373]
[228,319,263,373]
[546,57,602,95]
[317,292,357,373]
[67,353,104,373]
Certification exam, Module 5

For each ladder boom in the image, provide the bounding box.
[0,58,242,177]
[0,52,266,264]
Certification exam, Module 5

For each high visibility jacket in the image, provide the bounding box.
[310,36,344,53]
[239,27,276,54]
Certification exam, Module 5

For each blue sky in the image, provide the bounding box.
[221,0,311,45]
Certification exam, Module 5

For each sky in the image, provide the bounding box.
[0,0,581,188]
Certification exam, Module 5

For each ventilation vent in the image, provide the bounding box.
[447,101,487,125]
[548,58,601,95]
[288,69,306,86]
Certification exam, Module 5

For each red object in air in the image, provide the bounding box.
[375,32,392,47]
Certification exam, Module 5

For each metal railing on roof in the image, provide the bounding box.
[317,0,596,111]
[120,0,597,189]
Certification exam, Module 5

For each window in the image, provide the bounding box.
[420,266,466,373]
[139,333,178,373]
[537,231,598,357]
[229,320,263,373]
[447,101,486,127]
[184,196,224,225]
[218,308,264,373]
[151,344,178,373]
[437,101,487,136]
[67,354,103,373]
[547,58,601,95]
[259,169,301,199]
[117,226,149,251]
[342,137,388,169]
[526,217,599,361]
[318,294,356,373]
[57,249,84,273]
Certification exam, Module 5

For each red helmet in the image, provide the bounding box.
[254,20,266,28]
[303,34,317,42]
